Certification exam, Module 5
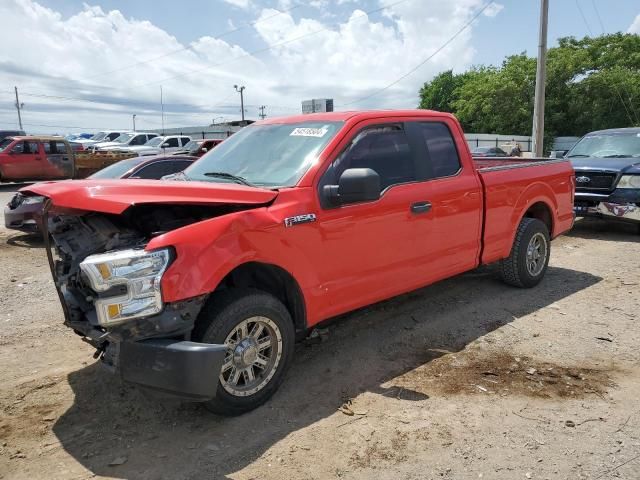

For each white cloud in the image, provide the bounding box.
[221,0,252,10]
[0,0,498,133]
[628,13,640,34]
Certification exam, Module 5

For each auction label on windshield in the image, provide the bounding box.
[290,127,328,137]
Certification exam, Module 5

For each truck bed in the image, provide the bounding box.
[473,157,575,265]
[473,156,558,171]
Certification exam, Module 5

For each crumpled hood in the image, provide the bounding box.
[23,179,278,215]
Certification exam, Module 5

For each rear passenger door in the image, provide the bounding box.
[405,121,483,280]
[44,140,73,178]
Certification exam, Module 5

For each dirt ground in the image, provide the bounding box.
[1,183,640,480]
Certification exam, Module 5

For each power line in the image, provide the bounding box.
[341,1,493,106]
[575,0,593,34]
[590,0,605,32]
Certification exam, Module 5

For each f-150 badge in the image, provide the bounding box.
[284,213,316,227]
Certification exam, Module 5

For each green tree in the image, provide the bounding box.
[418,33,640,140]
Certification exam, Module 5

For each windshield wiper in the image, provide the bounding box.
[603,154,632,158]
[568,154,590,158]
[203,171,255,187]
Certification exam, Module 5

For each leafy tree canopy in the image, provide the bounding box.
[418,33,640,140]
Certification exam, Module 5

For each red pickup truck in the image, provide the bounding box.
[25,110,574,415]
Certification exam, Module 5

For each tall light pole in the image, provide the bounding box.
[160,85,165,134]
[531,0,549,157]
[234,85,245,122]
[14,86,23,130]
[132,114,136,131]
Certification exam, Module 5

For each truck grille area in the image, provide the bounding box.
[46,213,144,331]
[574,171,617,191]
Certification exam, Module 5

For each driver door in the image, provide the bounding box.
[2,140,42,180]
[311,122,430,319]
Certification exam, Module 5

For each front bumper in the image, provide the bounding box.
[574,192,640,224]
[4,203,42,232]
[119,339,225,400]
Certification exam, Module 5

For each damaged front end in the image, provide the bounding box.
[42,202,227,400]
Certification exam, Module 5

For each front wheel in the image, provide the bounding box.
[500,218,550,288]
[193,289,295,416]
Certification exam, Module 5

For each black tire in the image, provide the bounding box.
[193,288,295,416]
[500,218,550,288]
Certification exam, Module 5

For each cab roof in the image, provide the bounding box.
[257,109,454,125]
[7,135,67,142]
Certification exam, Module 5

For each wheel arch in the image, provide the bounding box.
[202,261,308,340]
[523,201,554,236]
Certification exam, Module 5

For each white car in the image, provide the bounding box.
[91,132,158,152]
[71,131,128,148]
[124,135,192,156]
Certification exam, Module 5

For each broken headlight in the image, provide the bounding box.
[79,248,171,326]
[617,175,640,189]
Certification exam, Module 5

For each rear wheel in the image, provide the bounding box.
[500,218,550,288]
[193,289,295,416]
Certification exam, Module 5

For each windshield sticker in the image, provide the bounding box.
[290,127,328,138]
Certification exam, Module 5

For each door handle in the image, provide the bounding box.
[410,201,432,214]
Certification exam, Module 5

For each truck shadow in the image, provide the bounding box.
[53,265,601,479]
[568,218,640,242]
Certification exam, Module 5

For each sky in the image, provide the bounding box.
[0,0,638,134]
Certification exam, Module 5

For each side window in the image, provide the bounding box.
[54,141,69,154]
[44,141,52,153]
[165,138,179,148]
[11,142,25,154]
[180,137,191,146]
[27,141,40,154]
[107,133,120,141]
[330,125,414,192]
[415,122,461,178]
[133,161,189,179]
[130,135,146,146]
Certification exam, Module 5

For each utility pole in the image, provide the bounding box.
[234,85,246,122]
[531,0,549,157]
[132,114,136,131]
[160,85,165,134]
[14,86,23,130]
[259,105,266,120]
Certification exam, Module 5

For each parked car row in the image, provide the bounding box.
[4,154,197,231]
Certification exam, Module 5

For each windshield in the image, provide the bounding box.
[185,121,343,187]
[112,133,134,144]
[90,132,107,141]
[183,140,202,150]
[0,138,14,152]
[145,137,164,147]
[568,132,640,158]
[88,158,144,179]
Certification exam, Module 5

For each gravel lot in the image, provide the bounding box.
[0,182,639,480]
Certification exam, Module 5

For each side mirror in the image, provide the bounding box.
[551,150,566,159]
[323,168,380,206]
[161,143,170,148]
